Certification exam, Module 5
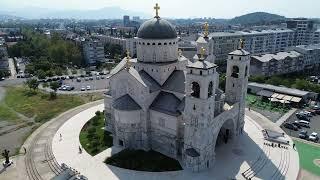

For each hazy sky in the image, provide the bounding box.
[1,0,319,18]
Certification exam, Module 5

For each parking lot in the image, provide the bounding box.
[281,106,320,143]
[59,76,108,91]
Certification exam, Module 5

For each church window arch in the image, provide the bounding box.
[143,42,145,45]
[158,43,162,45]
[231,65,239,78]
[173,42,176,44]
[190,70,193,74]
[245,66,248,77]
[200,70,203,75]
[231,56,233,60]
[147,43,150,45]
[191,82,200,98]
[239,57,241,60]
[152,43,156,45]
[164,43,167,45]
[169,42,172,45]
[208,81,213,97]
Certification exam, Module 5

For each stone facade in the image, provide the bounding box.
[104,13,249,172]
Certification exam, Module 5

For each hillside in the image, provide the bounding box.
[229,12,286,25]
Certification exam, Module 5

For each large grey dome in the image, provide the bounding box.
[137,18,177,39]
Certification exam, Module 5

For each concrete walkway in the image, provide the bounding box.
[276,108,297,127]
[52,105,300,180]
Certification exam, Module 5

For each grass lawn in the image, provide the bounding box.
[3,86,97,123]
[79,112,113,156]
[294,140,320,176]
[246,94,290,114]
[0,103,20,122]
[105,149,183,172]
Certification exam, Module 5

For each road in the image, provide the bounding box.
[8,58,17,79]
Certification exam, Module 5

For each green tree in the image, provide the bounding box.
[25,78,39,92]
[49,81,60,99]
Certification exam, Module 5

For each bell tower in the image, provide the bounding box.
[225,39,250,134]
[183,49,218,172]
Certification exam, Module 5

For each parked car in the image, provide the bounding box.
[96,76,100,80]
[309,132,319,142]
[296,113,310,121]
[299,130,308,139]
[283,123,298,131]
[292,122,302,129]
[86,85,91,90]
[81,86,86,91]
[61,76,66,80]
[89,77,94,80]
[302,111,312,117]
[85,77,89,81]
[295,120,310,128]
[101,76,105,79]
[76,78,81,82]
[67,86,74,91]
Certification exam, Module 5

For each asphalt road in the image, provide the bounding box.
[281,108,320,143]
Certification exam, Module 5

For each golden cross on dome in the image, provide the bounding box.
[239,39,245,49]
[204,22,209,37]
[200,47,206,60]
[154,3,160,18]
[126,50,131,59]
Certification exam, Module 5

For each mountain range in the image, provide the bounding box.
[0,6,150,19]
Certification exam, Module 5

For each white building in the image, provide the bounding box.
[83,40,105,65]
[104,7,249,172]
[250,51,304,76]
[93,35,137,57]
[209,29,294,62]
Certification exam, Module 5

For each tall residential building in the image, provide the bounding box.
[83,40,105,65]
[293,44,320,70]
[209,29,294,62]
[286,18,316,45]
[123,15,130,27]
[132,16,140,22]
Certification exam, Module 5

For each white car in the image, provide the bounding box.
[81,87,86,91]
[86,85,91,90]
[309,132,319,142]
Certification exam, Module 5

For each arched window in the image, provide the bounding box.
[164,43,167,45]
[200,71,202,75]
[208,81,213,97]
[245,66,248,77]
[190,70,193,74]
[231,65,239,78]
[147,43,150,45]
[158,43,161,45]
[152,43,156,45]
[191,82,200,98]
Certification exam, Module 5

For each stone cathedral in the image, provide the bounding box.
[104,4,250,172]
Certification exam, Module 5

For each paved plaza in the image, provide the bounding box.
[51,105,300,180]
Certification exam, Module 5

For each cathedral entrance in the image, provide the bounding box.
[215,119,235,147]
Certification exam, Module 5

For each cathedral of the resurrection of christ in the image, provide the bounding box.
[104,4,250,172]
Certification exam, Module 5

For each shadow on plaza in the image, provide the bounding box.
[103,132,286,180]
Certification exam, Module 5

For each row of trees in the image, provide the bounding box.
[249,74,320,94]
[25,78,60,99]
[8,29,83,78]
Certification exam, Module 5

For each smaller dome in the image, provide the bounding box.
[137,18,177,39]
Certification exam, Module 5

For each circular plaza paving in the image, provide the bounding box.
[52,104,299,180]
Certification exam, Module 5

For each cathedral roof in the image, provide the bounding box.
[150,91,182,116]
[196,36,209,43]
[112,94,141,111]
[137,17,177,39]
[229,49,250,56]
[128,69,161,93]
[187,59,217,70]
[162,70,185,94]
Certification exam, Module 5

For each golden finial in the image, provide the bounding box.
[239,39,245,49]
[154,3,160,18]
[125,50,131,70]
[200,47,206,60]
[204,22,209,37]
[178,49,182,57]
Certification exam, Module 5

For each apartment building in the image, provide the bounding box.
[0,39,9,72]
[83,40,105,65]
[209,29,295,62]
[250,51,303,76]
[293,44,320,70]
